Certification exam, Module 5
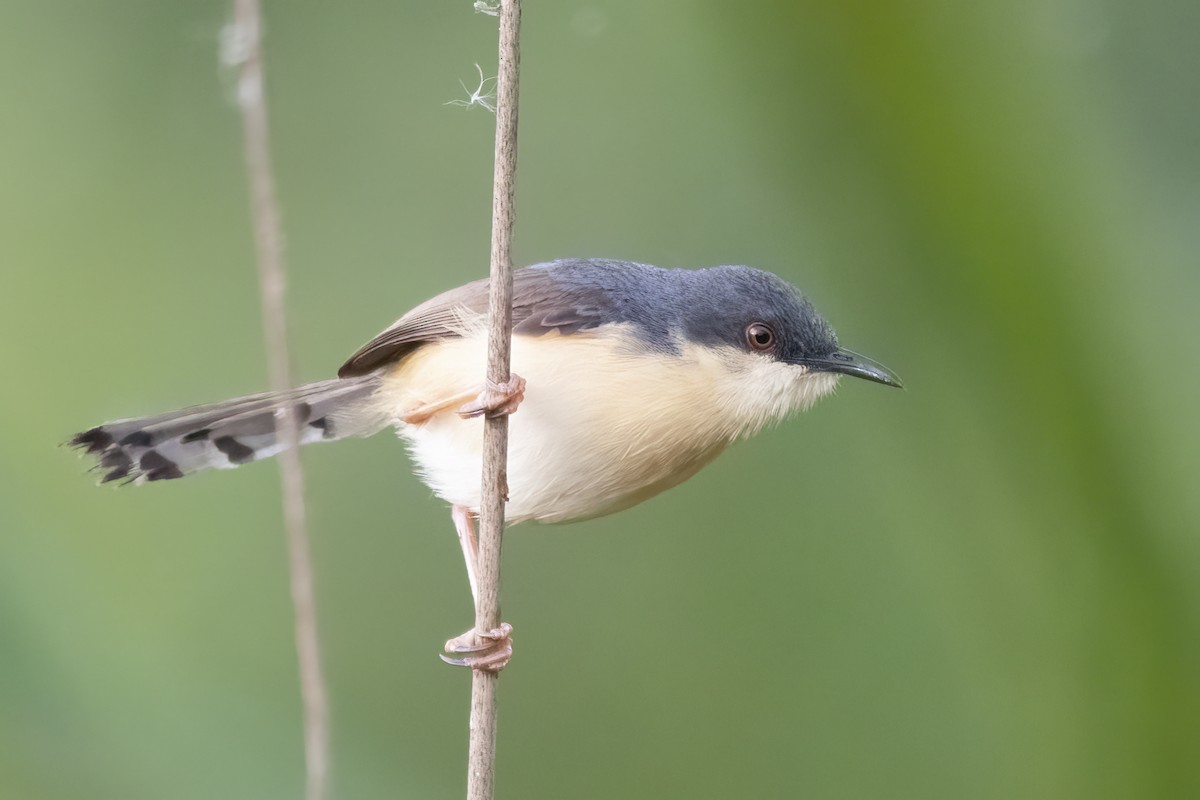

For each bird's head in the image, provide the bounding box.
[669,265,902,436]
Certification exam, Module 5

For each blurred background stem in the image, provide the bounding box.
[228,1,330,799]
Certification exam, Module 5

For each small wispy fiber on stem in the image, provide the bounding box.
[446,64,498,113]
[468,1,522,799]
[225,3,331,800]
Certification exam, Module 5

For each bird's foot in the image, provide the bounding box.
[440,623,513,672]
[457,375,526,420]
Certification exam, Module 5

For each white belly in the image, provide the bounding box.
[375,329,737,523]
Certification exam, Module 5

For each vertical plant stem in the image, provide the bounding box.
[229,2,331,799]
[469,2,522,799]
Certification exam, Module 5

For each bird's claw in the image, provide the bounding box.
[458,375,526,420]
[440,622,513,672]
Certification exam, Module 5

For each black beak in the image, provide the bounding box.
[804,348,904,388]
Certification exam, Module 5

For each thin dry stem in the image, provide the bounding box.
[229,2,331,799]
[468,1,522,799]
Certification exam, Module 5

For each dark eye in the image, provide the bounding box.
[745,323,775,352]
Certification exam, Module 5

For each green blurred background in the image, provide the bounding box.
[2,1,1198,798]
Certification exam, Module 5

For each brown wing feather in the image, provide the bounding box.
[338,266,611,378]
[338,277,490,377]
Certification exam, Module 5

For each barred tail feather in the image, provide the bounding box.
[70,376,386,484]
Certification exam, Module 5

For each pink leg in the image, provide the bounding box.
[452,504,480,607]
[401,389,482,426]
[441,505,513,672]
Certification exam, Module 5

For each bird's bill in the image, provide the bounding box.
[805,349,904,388]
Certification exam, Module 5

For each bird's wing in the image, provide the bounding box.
[337,266,611,377]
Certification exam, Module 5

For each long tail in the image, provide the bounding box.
[70,375,387,484]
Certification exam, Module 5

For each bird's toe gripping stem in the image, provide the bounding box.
[457,374,526,420]
[440,623,513,672]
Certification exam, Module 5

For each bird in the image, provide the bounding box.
[70,258,902,669]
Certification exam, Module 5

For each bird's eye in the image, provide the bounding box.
[745,323,775,352]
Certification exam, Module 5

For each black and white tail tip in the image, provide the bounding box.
[69,376,385,485]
